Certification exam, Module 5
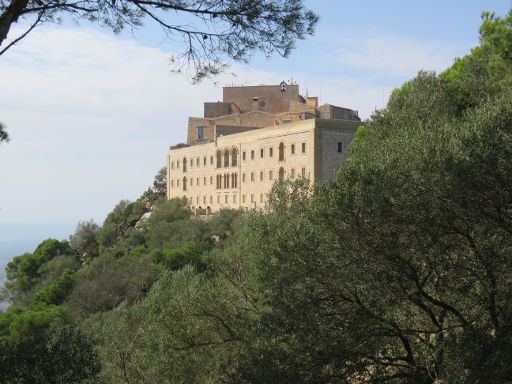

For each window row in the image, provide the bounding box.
[169,167,308,191]
[187,193,270,206]
[170,154,216,172]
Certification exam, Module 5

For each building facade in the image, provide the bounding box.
[167,83,361,213]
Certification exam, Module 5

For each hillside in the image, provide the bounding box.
[1,8,512,383]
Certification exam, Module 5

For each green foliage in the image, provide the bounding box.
[33,269,76,306]
[69,220,100,260]
[0,305,98,383]
[3,239,73,302]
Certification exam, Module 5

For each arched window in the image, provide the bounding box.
[278,142,285,161]
[183,157,187,172]
[279,167,285,182]
[183,176,187,191]
[224,149,230,167]
[216,150,222,169]
[231,148,238,167]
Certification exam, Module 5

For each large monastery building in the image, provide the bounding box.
[167,82,362,213]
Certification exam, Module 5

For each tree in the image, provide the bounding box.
[69,219,100,260]
[0,121,8,143]
[0,0,318,81]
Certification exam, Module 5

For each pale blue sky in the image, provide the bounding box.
[0,0,510,264]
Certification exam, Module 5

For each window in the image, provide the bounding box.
[242,173,246,183]
[177,179,180,187]
[337,142,343,153]
[269,147,273,157]
[210,176,213,184]
[260,148,264,158]
[203,196,206,204]
[196,196,199,204]
[224,149,230,167]
[269,171,273,180]
[177,160,180,169]
[302,143,306,153]
[196,157,199,166]
[210,156,213,165]
[196,177,199,185]
[204,177,207,185]
[171,180,174,187]
[279,167,285,182]
[183,177,187,191]
[210,196,213,204]
[291,168,295,178]
[197,126,205,140]
[260,171,264,181]
[171,161,174,169]
[242,194,246,203]
[183,157,187,172]
[302,167,306,177]
[251,172,254,182]
[242,151,246,161]
[225,195,228,203]
[282,119,292,124]
[233,194,237,203]
[217,195,220,203]
[231,173,237,188]
[251,194,254,203]
[203,156,207,166]
[231,148,238,166]
[216,150,222,168]
[251,150,255,160]
[291,144,295,154]
[260,194,263,203]
[279,142,284,161]
[191,178,194,186]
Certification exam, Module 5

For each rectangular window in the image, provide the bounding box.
[337,142,343,153]
[196,158,199,166]
[210,196,213,204]
[243,151,246,161]
[302,167,306,177]
[204,177,207,185]
[260,171,264,181]
[269,148,273,157]
[171,161,174,169]
[260,194,263,203]
[242,194,246,203]
[291,169,295,178]
[242,173,246,182]
[203,156,207,166]
[203,196,206,204]
[251,172,254,182]
[291,144,295,154]
[260,148,264,158]
[269,171,273,180]
[251,150,255,159]
[302,143,306,153]
[177,179,180,187]
[210,156,213,165]
[251,194,254,203]
[210,176,213,184]
[217,195,220,203]
[225,195,228,203]
[197,177,199,185]
[233,194,237,203]
[177,160,180,168]
[171,180,174,187]
[191,178,194,186]
[196,196,199,204]
[197,126,205,140]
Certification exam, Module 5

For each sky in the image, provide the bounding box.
[0,0,510,264]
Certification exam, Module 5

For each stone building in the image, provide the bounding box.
[167,82,361,213]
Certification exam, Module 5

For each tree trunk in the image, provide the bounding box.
[0,0,30,48]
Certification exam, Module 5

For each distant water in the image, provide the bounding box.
[0,222,76,311]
